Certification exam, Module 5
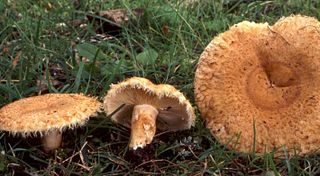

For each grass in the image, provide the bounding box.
[1,0,320,175]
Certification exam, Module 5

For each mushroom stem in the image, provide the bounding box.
[129,104,158,150]
[42,129,62,152]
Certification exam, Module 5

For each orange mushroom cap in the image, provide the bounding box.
[0,93,102,137]
[195,15,320,155]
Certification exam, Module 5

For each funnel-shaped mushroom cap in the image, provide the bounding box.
[0,93,101,136]
[195,15,320,155]
[104,77,195,131]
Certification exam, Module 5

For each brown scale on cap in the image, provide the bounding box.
[0,93,101,152]
[104,77,195,150]
[195,15,320,155]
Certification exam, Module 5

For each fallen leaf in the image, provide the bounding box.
[87,8,144,36]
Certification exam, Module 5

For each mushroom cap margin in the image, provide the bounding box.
[104,77,196,131]
[0,93,102,137]
[194,15,320,155]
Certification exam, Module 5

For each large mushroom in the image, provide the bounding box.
[0,93,101,152]
[195,15,320,155]
[104,77,195,150]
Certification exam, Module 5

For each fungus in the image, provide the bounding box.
[104,77,195,150]
[195,15,320,155]
[0,93,101,152]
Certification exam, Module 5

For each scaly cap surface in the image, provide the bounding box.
[195,15,320,155]
[0,93,102,137]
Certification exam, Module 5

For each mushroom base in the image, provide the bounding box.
[42,129,62,152]
[129,104,158,150]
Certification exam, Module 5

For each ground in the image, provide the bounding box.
[0,0,320,175]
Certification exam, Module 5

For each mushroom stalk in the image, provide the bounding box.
[129,104,158,150]
[42,129,62,152]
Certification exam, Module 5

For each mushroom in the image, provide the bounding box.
[194,15,320,155]
[0,93,101,152]
[104,77,195,150]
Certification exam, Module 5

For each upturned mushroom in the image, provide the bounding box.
[104,77,195,150]
[195,15,320,155]
[0,93,101,152]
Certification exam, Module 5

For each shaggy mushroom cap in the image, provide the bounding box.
[195,15,320,155]
[0,93,101,151]
[0,93,101,135]
[104,77,195,149]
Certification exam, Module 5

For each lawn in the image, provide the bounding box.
[1,0,320,175]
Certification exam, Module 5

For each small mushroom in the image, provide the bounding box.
[195,15,320,155]
[104,77,195,150]
[0,93,101,152]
